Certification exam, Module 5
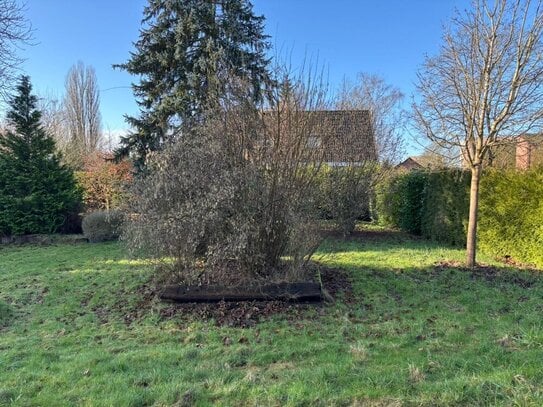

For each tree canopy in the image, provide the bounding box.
[116,0,272,169]
[0,0,31,102]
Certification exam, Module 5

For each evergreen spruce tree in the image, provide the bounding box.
[0,76,81,235]
[115,0,271,169]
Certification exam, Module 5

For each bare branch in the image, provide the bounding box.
[0,0,32,103]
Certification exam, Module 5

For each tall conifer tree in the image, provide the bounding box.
[0,76,81,235]
[115,0,271,169]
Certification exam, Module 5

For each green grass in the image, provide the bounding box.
[1,229,543,406]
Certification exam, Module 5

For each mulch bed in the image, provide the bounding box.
[126,265,354,327]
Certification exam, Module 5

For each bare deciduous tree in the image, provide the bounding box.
[328,73,405,233]
[0,0,31,103]
[337,73,405,165]
[37,91,68,146]
[63,62,103,165]
[414,0,543,267]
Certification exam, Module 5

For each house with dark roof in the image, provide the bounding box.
[395,157,424,171]
[311,110,376,165]
[395,154,449,171]
[260,109,376,166]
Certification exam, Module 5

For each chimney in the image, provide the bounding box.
[516,136,532,170]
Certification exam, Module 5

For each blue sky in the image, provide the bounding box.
[19,0,471,153]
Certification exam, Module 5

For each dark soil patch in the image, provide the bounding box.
[500,255,538,269]
[125,265,354,328]
[435,261,539,289]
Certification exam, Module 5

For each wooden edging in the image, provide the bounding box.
[159,282,322,303]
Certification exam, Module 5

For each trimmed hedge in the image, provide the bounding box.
[421,170,470,246]
[479,169,543,267]
[377,171,426,235]
[378,167,543,267]
[378,170,470,246]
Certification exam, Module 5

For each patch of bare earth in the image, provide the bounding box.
[124,265,353,327]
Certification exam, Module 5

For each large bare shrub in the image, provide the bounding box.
[123,68,332,285]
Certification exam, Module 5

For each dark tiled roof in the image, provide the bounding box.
[262,109,376,163]
[311,110,375,162]
[396,157,424,170]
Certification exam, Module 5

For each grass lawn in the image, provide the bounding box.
[1,227,543,406]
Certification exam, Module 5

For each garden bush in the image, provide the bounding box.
[316,165,373,235]
[123,112,324,285]
[82,210,123,243]
[75,152,132,212]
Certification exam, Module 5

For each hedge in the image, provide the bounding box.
[376,171,426,235]
[420,170,470,246]
[377,168,543,268]
[479,169,543,267]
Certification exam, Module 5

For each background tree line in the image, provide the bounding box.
[0,0,131,236]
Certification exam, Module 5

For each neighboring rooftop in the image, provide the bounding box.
[262,109,376,165]
[395,154,448,170]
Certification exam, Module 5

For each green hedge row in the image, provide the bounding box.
[421,170,470,246]
[479,169,543,267]
[377,171,427,235]
[377,170,469,246]
[377,168,543,267]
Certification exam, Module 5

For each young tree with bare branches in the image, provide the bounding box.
[37,91,66,144]
[413,0,543,267]
[0,0,31,103]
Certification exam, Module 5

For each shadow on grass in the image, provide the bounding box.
[315,227,542,293]
[318,228,432,254]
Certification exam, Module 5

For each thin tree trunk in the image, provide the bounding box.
[466,165,481,267]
